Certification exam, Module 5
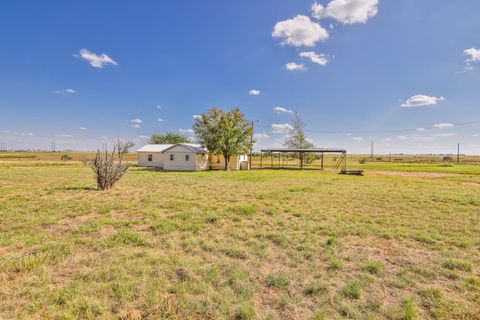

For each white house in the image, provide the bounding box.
[137,143,249,171]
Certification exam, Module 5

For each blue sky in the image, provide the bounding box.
[1,0,480,153]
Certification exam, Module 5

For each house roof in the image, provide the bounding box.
[137,143,207,153]
[162,143,207,153]
[136,144,174,152]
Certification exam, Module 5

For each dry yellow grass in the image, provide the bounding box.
[0,158,479,319]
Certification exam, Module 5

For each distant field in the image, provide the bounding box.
[0,154,479,319]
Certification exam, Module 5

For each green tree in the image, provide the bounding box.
[193,107,253,170]
[149,132,190,144]
[284,112,314,149]
[284,112,314,167]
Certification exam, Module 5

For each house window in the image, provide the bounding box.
[147,154,153,162]
[185,154,190,161]
[170,154,174,161]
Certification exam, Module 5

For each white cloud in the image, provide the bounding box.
[416,128,426,131]
[129,119,142,128]
[156,105,162,110]
[76,48,117,68]
[384,137,392,141]
[55,133,73,138]
[272,15,329,47]
[249,89,261,96]
[397,135,407,140]
[285,62,306,71]
[272,123,294,133]
[401,95,445,107]
[352,137,364,141]
[273,107,294,114]
[464,48,480,70]
[312,0,379,25]
[193,115,202,120]
[54,88,76,94]
[254,133,270,140]
[433,123,454,129]
[299,51,330,66]
[157,118,164,122]
[179,128,194,133]
[138,135,149,139]
[79,127,87,131]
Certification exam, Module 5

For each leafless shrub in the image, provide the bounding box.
[91,139,131,190]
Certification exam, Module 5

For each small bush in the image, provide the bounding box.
[359,158,366,164]
[60,154,72,161]
[91,139,131,190]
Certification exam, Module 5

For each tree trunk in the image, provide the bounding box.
[224,154,230,171]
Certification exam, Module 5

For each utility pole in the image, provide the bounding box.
[457,143,460,164]
[249,120,257,170]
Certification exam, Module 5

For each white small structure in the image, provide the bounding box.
[137,143,249,171]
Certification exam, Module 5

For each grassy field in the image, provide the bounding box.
[1,156,480,319]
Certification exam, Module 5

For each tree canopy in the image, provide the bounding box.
[193,107,253,170]
[284,112,314,149]
[149,132,190,144]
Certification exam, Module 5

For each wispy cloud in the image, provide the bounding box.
[54,88,76,94]
[285,62,306,71]
[299,51,330,66]
[75,48,117,68]
[273,107,294,114]
[157,118,164,122]
[272,15,329,47]
[401,94,445,107]
[352,137,364,141]
[179,128,194,133]
[397,135,407,140]
[79,127,87,131]
[271,123,293,133]
[433,123,454,129]
[254,133,270,140]
[249,89,261,96]
[129,118,142,128]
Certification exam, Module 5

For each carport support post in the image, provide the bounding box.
[321,152,324,170]
[260,153,263,168]
[342,151,347,171]
[300,152,304,168]
[271,152,273,168]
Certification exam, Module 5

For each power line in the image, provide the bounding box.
[256,119,480,134]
